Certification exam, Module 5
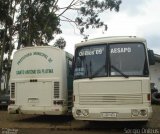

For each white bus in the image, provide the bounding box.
[72,36,155,121]
[8,46,73,115]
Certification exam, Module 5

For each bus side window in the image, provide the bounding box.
[67,58,73,90]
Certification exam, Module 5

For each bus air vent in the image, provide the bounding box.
[11,83,15,98]
[54,82,60,98]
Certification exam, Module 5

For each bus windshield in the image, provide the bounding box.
[74,43,149,79]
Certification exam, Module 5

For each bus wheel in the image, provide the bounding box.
[152,92,160,104]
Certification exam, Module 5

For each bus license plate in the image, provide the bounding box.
[102,112,117,118]
[28,98,39,103]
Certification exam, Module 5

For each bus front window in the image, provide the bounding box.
[74,45,107,79]
[109,43,149,76]
[74,43,149,79]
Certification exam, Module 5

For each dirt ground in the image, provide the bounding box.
[0,105,160,134]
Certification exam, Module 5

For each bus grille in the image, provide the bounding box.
[54,82,60,98]
[79,94,143,105]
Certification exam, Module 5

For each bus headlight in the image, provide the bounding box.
[131,109,139,116]
[75,109,89,117]
[131,109,148,117]
[140,109,147,116]
[76,109,82,116]
[82,109,89,116]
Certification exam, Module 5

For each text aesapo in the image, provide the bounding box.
[110,47,131,54]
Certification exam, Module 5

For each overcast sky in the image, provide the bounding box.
[55,0,160,55]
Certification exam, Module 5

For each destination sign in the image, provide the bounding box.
[16,69,53,75]
[79,48,104,56]
[17,51,53,65]
[110,47,131,54]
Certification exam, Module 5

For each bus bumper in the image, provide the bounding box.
[8,105,19,114]
[8,105,67,115]
[72,106,152,121]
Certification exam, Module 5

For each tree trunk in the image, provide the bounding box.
[28,0,32,47]
[6,0,17,92]
[17,0,24,49]
[6,25,13,92]
[0,23,7,93]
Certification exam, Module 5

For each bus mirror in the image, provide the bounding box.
[148,50,155,65]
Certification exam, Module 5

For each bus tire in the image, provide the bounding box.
[151,88,158,94]
[151,92,160,104]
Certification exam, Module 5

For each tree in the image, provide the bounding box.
[1,0,122,49]
[58,0,121,34]
[15,0,121,48]
[0,0,122,92]
[54,37,66,49]
[0,0,16,92]
[0,1,10,92]
[16,0,61,49]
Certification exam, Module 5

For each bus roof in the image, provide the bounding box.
[14,46,73,58]
[75,36,147,48]
[14,46,70,55]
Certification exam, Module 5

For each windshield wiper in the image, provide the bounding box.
[85,64,88,76]
[89,64,106,79]
[89,61,92,77]
[111,65,129,78]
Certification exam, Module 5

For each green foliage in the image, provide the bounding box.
[0,0,122,49]
[75,0,122,33]
[54,37,66,49]
[0,0,122,92]
[0,29,12,54]
[0,0,16,90]
[3,58,11,71]
[0,1,13,26]
[0,1,9,23]
[16,0,61,47]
